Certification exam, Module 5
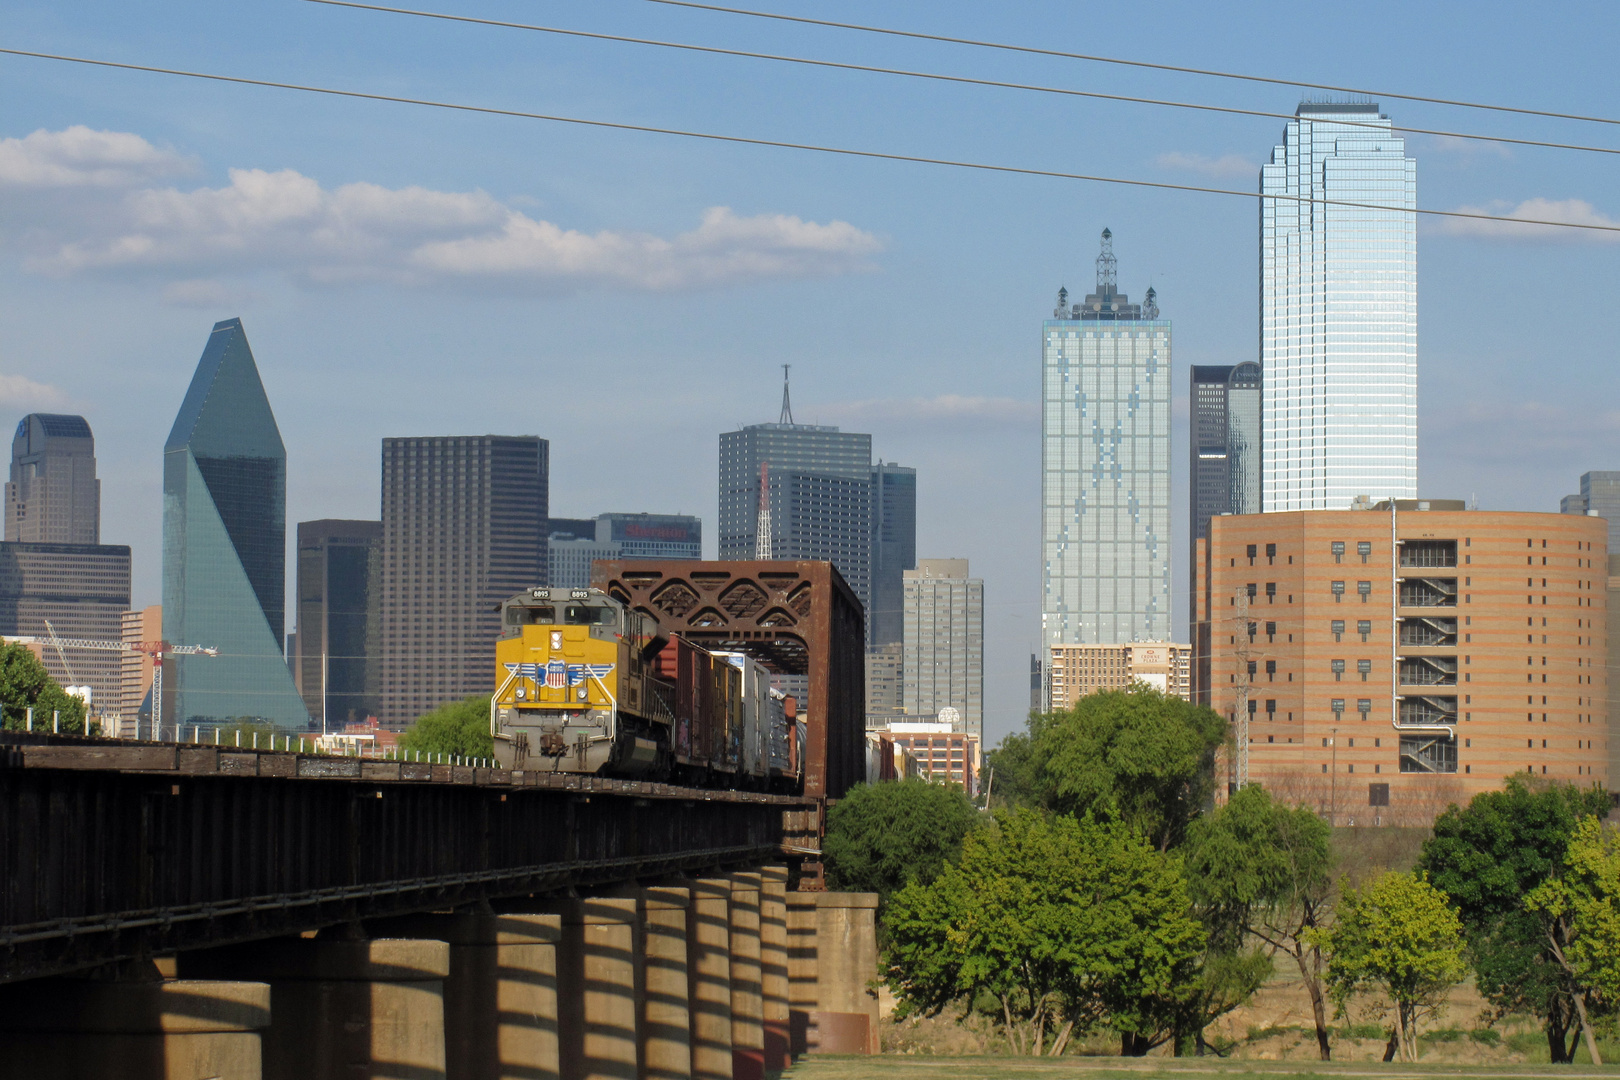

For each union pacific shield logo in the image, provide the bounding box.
[545,659,567,689]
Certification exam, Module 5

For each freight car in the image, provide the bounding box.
[490,586,802,790]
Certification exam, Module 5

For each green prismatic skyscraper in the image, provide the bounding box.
[163,318,309,730]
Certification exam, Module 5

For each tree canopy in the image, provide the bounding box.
[1321,870,1467,1062]
[1525,815,1620,1065]
[1032,686,1228,851]
[1184,784,1335,1058]
[0,642,88,733]
[823,778,980,902]
[884,809,1204,1056]
[1418,775,1611,1062]
[398,695,495,758]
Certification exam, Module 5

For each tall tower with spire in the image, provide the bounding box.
[1040,229,1172,671]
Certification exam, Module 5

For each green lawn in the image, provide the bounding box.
[782,1057,1620,1080]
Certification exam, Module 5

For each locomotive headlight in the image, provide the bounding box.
[550,631,563,650]
[576,687,588,701]
[515,686,527,700]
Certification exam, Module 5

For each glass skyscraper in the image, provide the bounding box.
[1261,102,1417,511]
[1042,229,1171,650]
[901,559,984,740]
[163,318,310,730]
[6,414,100,543]
[294,519,382,728]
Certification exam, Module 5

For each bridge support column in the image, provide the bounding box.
[370,912,562,1080]
[633,887,692,1080]
[0,970,270,1080]
[182,937,450,1080]
[727,872,764,1080]
[758,867,790,1072]
[557,897,641,1080]
[785,892,880,1055]
[685,878,731,1080]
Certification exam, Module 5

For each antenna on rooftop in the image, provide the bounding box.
[1096,228,1117,291]
[755,460,772,560]
[779,364,795,425]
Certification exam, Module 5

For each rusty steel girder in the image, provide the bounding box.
[592,560,866,801]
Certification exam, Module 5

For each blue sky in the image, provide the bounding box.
[4,0,1617,745]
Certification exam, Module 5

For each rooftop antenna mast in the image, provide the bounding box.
[1096,227,1117,291]
[755,461,772,560]
[778,363,794,425]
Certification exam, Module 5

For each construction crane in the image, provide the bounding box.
[3,631,219,739]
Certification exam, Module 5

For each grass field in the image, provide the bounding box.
[782,1056,1620,1080]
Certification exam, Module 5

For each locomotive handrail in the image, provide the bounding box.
[490,666,520,740]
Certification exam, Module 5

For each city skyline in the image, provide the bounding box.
[7,0,1617,746]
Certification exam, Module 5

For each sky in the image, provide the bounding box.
[3,0,1617,747]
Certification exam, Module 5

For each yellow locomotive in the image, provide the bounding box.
[490,586,800,788]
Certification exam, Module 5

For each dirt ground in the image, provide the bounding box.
[785,1058,1619,1080]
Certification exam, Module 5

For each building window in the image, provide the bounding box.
[1247,583,1258,599]
[1265,699,1276,716]
[1332,698,1346,716]
[1266,582,1277,602]
[1358,581,1372,603]
[1266,660,1277,680]
[1332,619,1345,641]
[1358,620,1372,641]
[1357,659,1372,681]
[1332,660,1346,681]
[1332,541,1345,563]
[1332,581,1346,603]
[1358,541,1373,563]
[1265,621,1276,641]
[1358,699,1372,716]
[1266,543,1277,563]
[1247,544,1257,564]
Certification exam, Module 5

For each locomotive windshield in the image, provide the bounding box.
[564,604,619,626]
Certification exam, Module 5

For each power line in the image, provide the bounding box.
[3,47,1617,235]
[635,0,1620,129]
[304,0,1620,158]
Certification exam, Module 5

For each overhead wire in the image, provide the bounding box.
[302,0,1620,158]
[633,0,1620,129]
[3,47,1617,236]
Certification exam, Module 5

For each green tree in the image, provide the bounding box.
[884,809,1204,1057]
[1418,775,1610,1062]
[398,695,495,759]
[0,642,88,733]
[1320,870,1467,1062]
[1033,686,1228,851]
[823,778,980,903]
[1184,784,1335,1058]
[1525,815,1620,1065]
[981,722,1044,810]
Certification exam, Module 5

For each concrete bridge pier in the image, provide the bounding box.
[0,966,270,1080]
[180,936,451,1080]
[633,886,693,1080]
[557,897,642,1080]
[787,892,880,1056]
[726,873,764,1080]
[685,878,732,1080]
[371,911,563,1080]
[758,867,790,1074]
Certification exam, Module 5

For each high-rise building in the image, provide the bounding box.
[864,642,904,728]
[548,513,701,589]
[294,519,382,729]
[1194,501,1607,824]
[1560,471,1620,551]
[379,436,547,727]
[870,462,917,646]
[163,318,308,730]
[1261,103,1417,512]
[1042,228,1172,648]
[0,542,130,717]
[118,604,161,737]
[6,414,100,543]
[719,378,914,645]
[1048,641,1192,711]
[902,559,984,739]
[1191,363,1263,653]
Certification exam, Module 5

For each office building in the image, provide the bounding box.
[6,413,100,543]
[1048,641,1192,711]
[294,519,382,728]
[548,513,701,589]
[163,318,308,730]
[1561,471,1620,551]
[1042,228,1171,648]
[902,559,984,739]
[1261,103,1418,512]
[883,722,981,793]
[718,377,915,645]
[0,542,130,717]
[379,435,548,727]
[864,642,904,728]
[1194,501,1607,825]
[117,605,161,738]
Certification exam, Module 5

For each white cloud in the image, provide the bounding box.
[0,374,65,408]
[0,126,192,188]
[6,128,884,292]
[1154,151,1256,179]
[1434,198,1620,243]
